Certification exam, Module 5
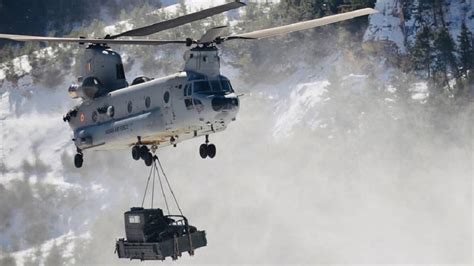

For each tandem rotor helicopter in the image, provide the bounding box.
[0,1,376,168]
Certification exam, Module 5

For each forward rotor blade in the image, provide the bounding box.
[0,34,186,45]
[199,26,227,43]
[110,1,245,39]
[227,8,378,40]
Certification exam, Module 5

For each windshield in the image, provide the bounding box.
[193,78,234,94]
[220,79,233,93]
[210,80,221,91]
[193,81,211,93]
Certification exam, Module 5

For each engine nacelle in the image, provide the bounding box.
[68,77,105,100]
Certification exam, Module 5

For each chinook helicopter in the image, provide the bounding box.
[0,1,376,168]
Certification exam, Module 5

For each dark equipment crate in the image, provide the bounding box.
[116,230,207,260]
[115,207,207,261]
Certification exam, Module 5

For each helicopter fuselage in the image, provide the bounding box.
[66,71,239,152]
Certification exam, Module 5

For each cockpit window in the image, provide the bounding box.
[192,78,233,94]
[194,81,211,93]
[210,80,221,91]
[220,79,233,93]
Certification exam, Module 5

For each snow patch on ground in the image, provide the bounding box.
[0,75,76,188]
[1,111,71,182]
[342,74,369,90]
[103,21,134,36]
[104,20,133,35]
[273,80,329,139]
[0,91,9,119]
[411,82,429,102]
[363,0,406,53]
[0,47,56,81]
[12,56,32,77]
[11,231,90,266]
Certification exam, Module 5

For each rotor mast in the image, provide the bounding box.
[183,46,221,77]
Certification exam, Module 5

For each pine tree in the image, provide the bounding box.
[457,22,473,76]
[411,26,433,78]
[432,27,458,85]
[418,0,434,12]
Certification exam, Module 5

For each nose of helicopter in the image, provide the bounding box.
[211,95,239,112]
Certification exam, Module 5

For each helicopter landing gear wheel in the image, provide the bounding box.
[199,144,207,159]
[74,153,83,168]
[199,135,217,159]
[139,145,149,160]
[132,145,140,160]
[144,152,153,166]
[207,144,216,158]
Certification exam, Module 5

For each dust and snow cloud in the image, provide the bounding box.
[0,3,472,265]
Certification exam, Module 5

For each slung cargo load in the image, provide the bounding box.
[115,207,207,261]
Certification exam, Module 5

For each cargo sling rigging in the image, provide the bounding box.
[115,155,207,261]
[141,155,183,216]
[139,156,195,260]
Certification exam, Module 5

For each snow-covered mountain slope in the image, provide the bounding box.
[0,1,472,265]
[364,0,474,54]
[1,48,471,265]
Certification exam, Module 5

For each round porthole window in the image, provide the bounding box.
[107,105,115,117]
[145,96,151,108]
[92,111,98,122]
[163,91,170,104]
[127,101,133,113]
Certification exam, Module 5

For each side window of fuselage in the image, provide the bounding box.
[184,98,193,110]
[145,96,151,108]
[184,84,192,97]
[163,91,170,104]
[183,83,193,110]
[193,99,202,105]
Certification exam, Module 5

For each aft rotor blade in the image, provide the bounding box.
[0,34,186,45]
[110,1,245,39]
[227,8,378,40]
